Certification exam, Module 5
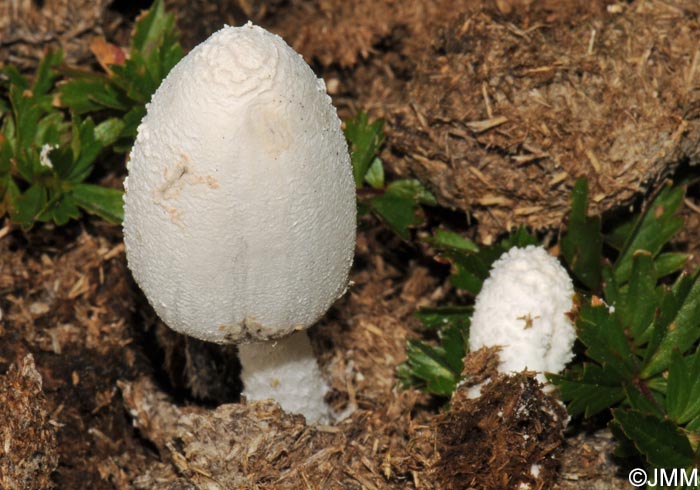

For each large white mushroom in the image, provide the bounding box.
[123,23,356,423]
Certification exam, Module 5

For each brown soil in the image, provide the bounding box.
[2,1,699,489]
[266,0,700,242]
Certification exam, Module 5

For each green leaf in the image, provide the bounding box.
[108,63,153,105]
[500,226,539,249]
[119,105,147,142]
[561,178,603,290]
[654,252,689,279]
[399,339,459,396]
[549,364,625,417]
[614,408,695,468]
[399,305,471,397]
[31,48,62,96]
[667,347,700,425]
[364,157,384,189]
[369,193,419,240]
[2,65,29,90]
[440,322,468,375]
[624,383,663,418]
[449,259,487,294]
[10,85,43,154]
[72,183,124,223]
[131,0,182,83]
[444,230,532,295]
[67,116,101,183]
[58,75,130,113]
[667,349,692,423]
[606,220,635,252]
[414,306,473,330]
[424,229,479,253]
[615,251,657,339]
[34,112,67,147]
[643,273,700,378]
[576,302,637,379]
[56,0,182,148]
[11,184,47,229]
[345,112,384,188]
[614,184,684,284]
[48,195,81,226]
[386,179,437,206]
[94,118,126,147]
[447,246,503,295]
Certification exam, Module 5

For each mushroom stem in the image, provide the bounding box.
[238,330,330,424]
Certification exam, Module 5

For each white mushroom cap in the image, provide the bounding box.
[469,245,575,381]
[123,23,356,344]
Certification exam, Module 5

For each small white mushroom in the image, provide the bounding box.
[469,245,575,383]
[123,23,355,423]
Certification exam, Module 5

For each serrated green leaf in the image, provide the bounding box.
[2,65,29,90]
[643,273,700,378]
[11,184,46,229]
[386,179,437,206]
[369,192,419,240]
[642,275,692,365]
[616,251,657,339]
[614,185,684,283]
[49,195,80,226]
[119,105,147,141]
[132,0,166,52]
[668,349,692,423]
[31,48,62,96]
[400,340,459,396]
[10,85,43,153]
[606,220,635,252]
[67,117,101,183]
[14,147,38,183]
[364,157,384,189]
[601,262,621,307]
[447,246,503,295]
[614,408,695,468]
[424,229,479,253]
[34,112,66,147]
[414,306,473,330]
[0,177,19,216]
[399,305,471,397]
[94,118,126,147]
[609,421,640,460]
[562,178,603,290]
[549,364,625,417]
[577,303,637,378]
[58,76,130,113]
[624,383,664,418]
[500,226,539,248]
[130,0,182,84]
[47,144,73,180]
[668,347,700,425]
[654,252,690,279]
[444,231,531,295]
[72,183,123,223]
[440,323,468,374]
[449,260,487,294]
[345,112,384,188]
[685,417,700,434]
[686,415,700,433]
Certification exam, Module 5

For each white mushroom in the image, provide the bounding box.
[123,23,356,423]
[468,245,575,383]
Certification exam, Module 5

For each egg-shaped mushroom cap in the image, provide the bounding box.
[468,245,575,380]
[123,23,356,344]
